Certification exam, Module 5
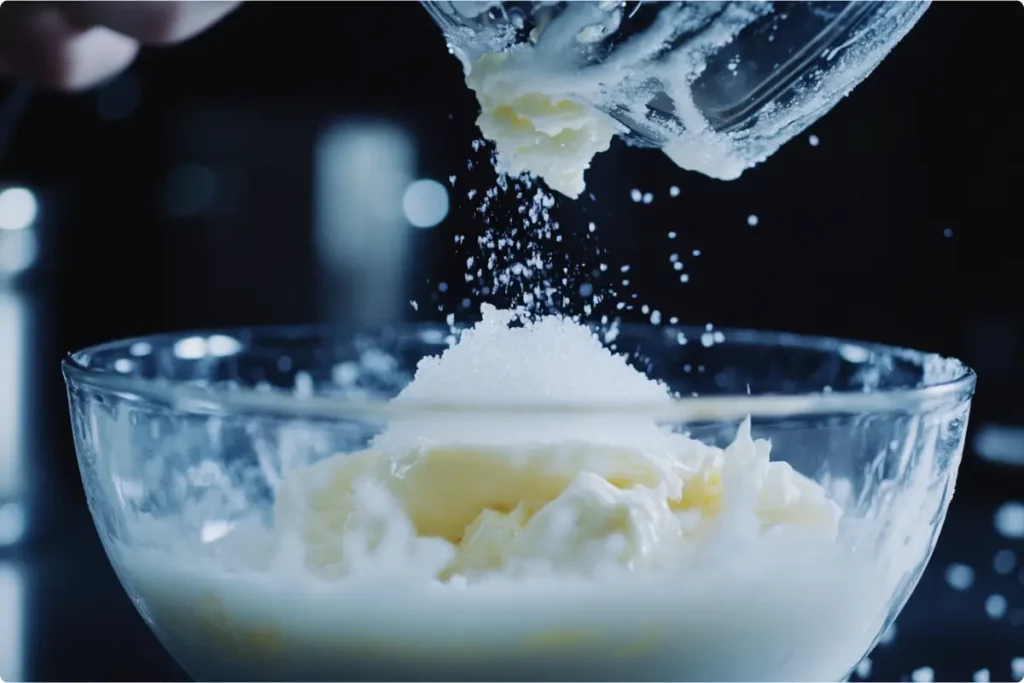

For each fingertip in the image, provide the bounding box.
[0,5,139,92]
[58,1,242,46]
[44,27,139,92]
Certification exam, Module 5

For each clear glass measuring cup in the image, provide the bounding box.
[423,1,929,179]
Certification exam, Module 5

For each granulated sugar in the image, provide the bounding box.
[393,304,670,408]
[447,145,615,321]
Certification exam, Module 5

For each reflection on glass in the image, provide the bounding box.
[0,187,37,232]
[0,290,24,509]
[314,122,415,324]
[0,562,24,681]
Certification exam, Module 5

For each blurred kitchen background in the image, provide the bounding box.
[0,2,1022,681]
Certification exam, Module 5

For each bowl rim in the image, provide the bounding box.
[61,323,977,421]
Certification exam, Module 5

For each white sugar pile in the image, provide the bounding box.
[395,304,669,407]
[375,304,676,452]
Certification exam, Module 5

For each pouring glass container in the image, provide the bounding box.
[422,1,930,178]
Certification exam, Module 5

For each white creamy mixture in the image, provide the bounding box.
[467,49,618,199]
[112,306,890,682]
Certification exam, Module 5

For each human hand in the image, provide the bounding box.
[0,1,241,91]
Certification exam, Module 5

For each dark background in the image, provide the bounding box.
[0,1,1022,681]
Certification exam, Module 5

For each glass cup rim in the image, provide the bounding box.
[61,323,977,422]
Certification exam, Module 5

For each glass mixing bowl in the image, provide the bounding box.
[424,0,929,178]
[63,323,974,682]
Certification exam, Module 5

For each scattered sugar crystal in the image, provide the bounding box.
[680,274,690,283]
[650,310,661,325]
[808,134,820,147]
[669,185,680,197]
[985,593,1008,619]
[995,501,1024,538]
[409,300,419,311]
[673,262,684,271]
[994,549,1017,575]
[943,227,954,238]
[603,324,619,344]
[692,249,701,256]
[438,282,448,292]
[944,562,975,590]
[855,657,872,679]
[630,188,642,202]
[445,313,455,327]
[449,175,456,185]
[911,666,934,683]
[667,231,677,239]
[973,668,990,683]
[747,214,759,226]
[588,222,596,233]
[1011,658,1024,680]
[642,192,654,204]
[621,265,631,273]
[670,253,679,262]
